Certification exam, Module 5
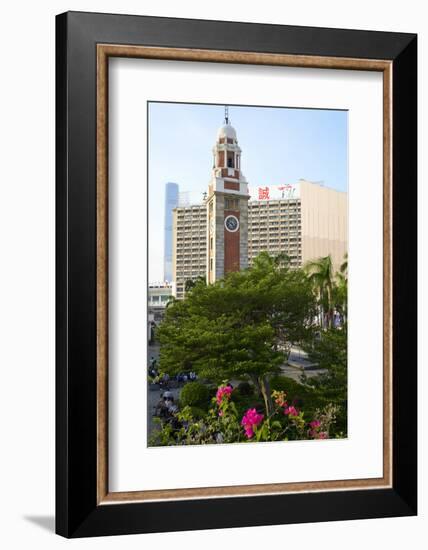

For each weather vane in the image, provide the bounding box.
[224,105,229,124]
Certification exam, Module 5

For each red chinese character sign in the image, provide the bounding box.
[258,186,270,200]
[250,183,300,201]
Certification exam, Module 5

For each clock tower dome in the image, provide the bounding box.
[206,108,250,283]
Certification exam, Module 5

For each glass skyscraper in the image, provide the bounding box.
[163,182,179,281]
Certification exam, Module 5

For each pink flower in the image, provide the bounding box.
[308,419,327,439]
[284,405,299,417]
[309,431,327,439]
[244,425,254,438]
[242,408,264,426]
[241,408,264,439]
[216,385,233,405]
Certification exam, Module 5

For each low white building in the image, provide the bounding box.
[148,283,173,341]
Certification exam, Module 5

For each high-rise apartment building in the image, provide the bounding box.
[172,204,207,299]
[163,182,179,282]
[247,196,302,269]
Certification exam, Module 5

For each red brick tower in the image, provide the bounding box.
[206,107,250,283]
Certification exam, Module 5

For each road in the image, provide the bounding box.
[282,346,326,381]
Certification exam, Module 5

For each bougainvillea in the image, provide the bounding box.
[149,384,339,446]
[216,385,233,405]
[241,408,264,439]
[284,405,299,417]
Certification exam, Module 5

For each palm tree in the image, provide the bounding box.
[334,253,348,325]
[339,253,348,278]
[305,255,335,329]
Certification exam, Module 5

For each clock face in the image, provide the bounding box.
[224,215,239,232]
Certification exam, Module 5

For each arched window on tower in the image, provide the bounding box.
[227,153,234,168]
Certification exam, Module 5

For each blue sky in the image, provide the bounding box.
[148,102,348,282]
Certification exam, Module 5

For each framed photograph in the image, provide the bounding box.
[56,11,417,538]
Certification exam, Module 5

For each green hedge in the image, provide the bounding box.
[180,381,209,408]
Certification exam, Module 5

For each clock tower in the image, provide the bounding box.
[206,108,249,284]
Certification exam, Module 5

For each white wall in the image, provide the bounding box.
[0,0,425,548]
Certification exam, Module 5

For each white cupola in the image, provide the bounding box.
[216,122,237,142]
[212,106,244,175]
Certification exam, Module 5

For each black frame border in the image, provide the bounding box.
[56,11,417,538]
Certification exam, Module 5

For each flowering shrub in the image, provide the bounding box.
[216,385,233,406]
[149,384,339,446]
[284,405,299,417]
[308,419,321,437]
[241,408,264,439]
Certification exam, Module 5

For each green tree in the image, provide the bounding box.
[305,255,335,328]
[305,328,347,392]
[301,326,348,434]
[157,252,316,416]
[333,253,348,325]
[184,276,206,293]
[340,253,348,275]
